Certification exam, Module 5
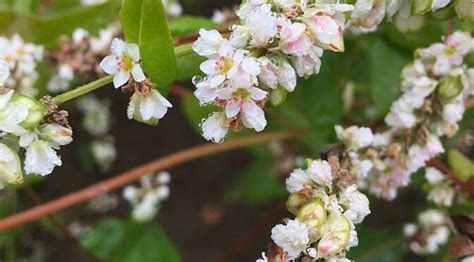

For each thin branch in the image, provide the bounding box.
[428,159,473,197]
[0,129,306,232]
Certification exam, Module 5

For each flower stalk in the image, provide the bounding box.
[52,43,196,105]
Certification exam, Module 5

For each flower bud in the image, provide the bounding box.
[411,0,433,15]
[0,143,23,188]
[297,199,327,241]
[430,6,456,20]
[454,0,474,22]
[286,191,313,215]
[270,86,288,106]
[437,75,463,100]
[127,89,172,126]
[317,230,350,258]
[38,123,73,149]
[10,94,47,129]
[394,15,425,33]
[325,213,351,232]
[304,10,345,52]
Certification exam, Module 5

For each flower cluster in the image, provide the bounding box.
[122,172,171,222]
[77,95,117,172]
[0,72,73,188]
[0,35,44,97]
[404,209,450,255]
[100,38,172,125]
[348,0,473,33]
[424,167,456,207]
[193,0,353,143]
[262,156,370,261]
[334,32,473,201]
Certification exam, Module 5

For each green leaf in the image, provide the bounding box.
[169,15,216,37]
[120,0,177,94]
[81,218,128,259]
[115,222,181,262]
[228,154,286,204]
[175,52,205,81]
[82,219,181,262]
[0,2,120,48]
[349,226,404,261]
[382,20,446,51]
[368,38,410,117]
[448,149,474,182]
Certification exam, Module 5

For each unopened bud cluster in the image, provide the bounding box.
[0,35,44,97]
[335,32,473,200]
[261,156,370,261]
[0,63,73,188]
[193,0,353,143]
[122,172,171,222]
[404,209,450,255]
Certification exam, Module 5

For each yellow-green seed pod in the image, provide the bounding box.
[297,199,327,242]
[394,15,425,33]
[317,230,351,258]
[437,75,464,100]
[286,191,312,215]
[454,0,474,22]
[411,0,433,15]
[270,86,288,106]
[11,94,48,129]
[325,213,351,232]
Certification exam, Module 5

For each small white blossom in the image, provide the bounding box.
[307,160,332,188]
[24,140,62,176]
[335,125,373,151]
[100,38,146,88]
[0,143,23,188]
[286,168,311,193]
[201,112,229,143]
[127,89,172,125]
[271,219,310,260]
[193,29,225,58]
[339,185,370,224]
[0,58,9,87]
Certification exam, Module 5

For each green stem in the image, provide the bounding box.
[52,75,113,105]
[52,43,195,105]
[174,42,195,58]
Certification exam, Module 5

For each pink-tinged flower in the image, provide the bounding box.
[100,38,145,88]
[304,9,346,52]
[290,46,323,78]
[350,0,386,29]
[199,40,244,88]
[217,75,267,131]
[192,29,224,58]
[259,56,297,92]
[193,79,220,105]
[279,21,313,56]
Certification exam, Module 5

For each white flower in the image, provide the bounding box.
[229,26,250,49]
[428,184,455,207]
[127,89,172,125]
[403,223,418,236]
[47,64,74,93]
[286,168,311,193]
[259,56,297,92]
[193,29,224,58]
[0,90,28,136]
[91,138,116,172]
[156,171,171,184]
[279,21,313,56]
[100,38,146,88]
[425,167,445,184]
[201,112,229,143]
[443,102,465,124]
[246,5,279,48]
[236,0,267,20]
[199,40,244,88]
[339,185,370,224]
[0,58,10,87]
[290,46,323,78]
[304,8,347,52]
[217,75,267,132]
[307,160,332,188]
[24,140,62,176]
[350,0,386,29]
[0,143,23,188]
[38,123,73,149]
[335,125,373,151]
[419,209,446,228]
[77,95,111,136]
[72,28,89,43]
[271,219,310,260]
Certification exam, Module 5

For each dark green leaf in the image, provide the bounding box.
[0,2,120,48]
[349,226,404,261]
[368,38,410,117]
[382,20,446,51]
[120,0,177,94]
[175,53,205,81]
[228,154,286,204]
[169,15,216,37]
[81,218,128,259]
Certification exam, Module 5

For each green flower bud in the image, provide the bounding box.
[11,94,48,129]
[325,213,351,232]
[317,230,350,258]
[437,75,464,100]
[394,15,425,33]
[454,0,474,22]
[286,191,313,215]
[270,86,288,106]
[297,199,327,242]
[412,0,433,15]
[430,5,456,20]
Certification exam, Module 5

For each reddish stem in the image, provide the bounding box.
[0,130,304,231]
